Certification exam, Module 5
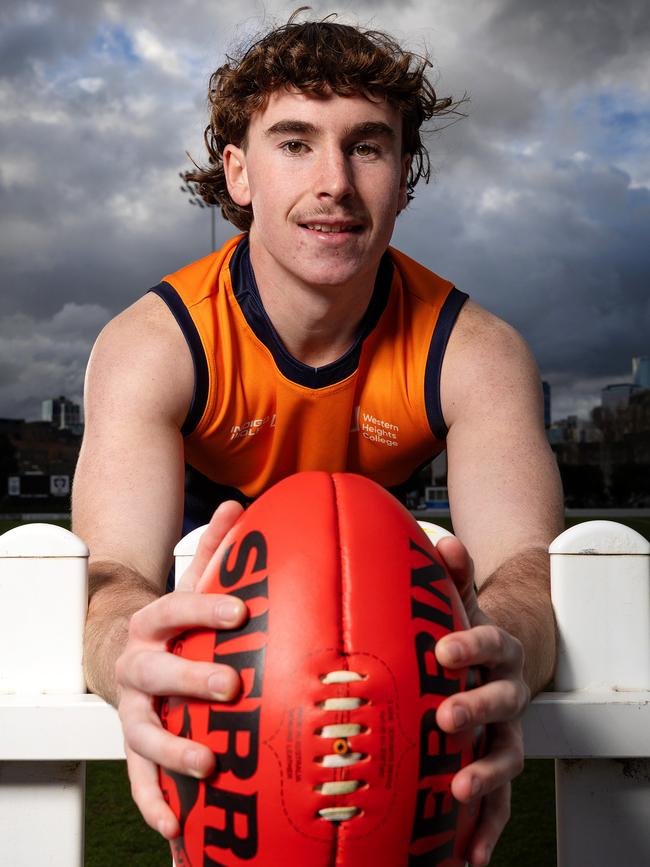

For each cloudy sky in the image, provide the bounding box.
[1,0,649,421]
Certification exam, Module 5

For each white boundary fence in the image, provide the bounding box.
[1,519,649,866]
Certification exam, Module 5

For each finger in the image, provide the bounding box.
[436,624,525,674]
[437,677,529,734]
[466,784,512,867]
[121,698,216,779]
[127,590,247,643]
[436,536,482,618]
[178,500,244,591]
[119,650,241,701]
[126,745,181,839]
[450,721,524,802]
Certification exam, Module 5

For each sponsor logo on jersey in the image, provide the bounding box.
[231,414,276,440]
[350,405,400,447]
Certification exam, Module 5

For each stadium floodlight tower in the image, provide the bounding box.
[179,171,217,252]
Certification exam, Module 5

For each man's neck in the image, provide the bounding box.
[248,235,380,368]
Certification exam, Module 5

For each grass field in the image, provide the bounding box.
[84,758,557,866]
[4,513,648,865]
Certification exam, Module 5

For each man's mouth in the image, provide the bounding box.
[301,223,362,234]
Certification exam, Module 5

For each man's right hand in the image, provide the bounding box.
[115,501,247,839]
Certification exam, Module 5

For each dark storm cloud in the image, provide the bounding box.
[0,0,648,420]
[487,0,650,86]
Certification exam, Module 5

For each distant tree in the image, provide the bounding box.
[610,464,650,507]
[0,434,18,477]
[558,464,605,508]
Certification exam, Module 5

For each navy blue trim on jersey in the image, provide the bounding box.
[149,282,209,436]
[424,287,469,440]
[229,234,393,389]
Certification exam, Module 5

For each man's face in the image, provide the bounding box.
[224,89,411,293]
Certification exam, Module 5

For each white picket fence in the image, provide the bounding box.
[1,519,649,866]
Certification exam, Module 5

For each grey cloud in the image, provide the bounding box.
[0,303,111,418]
[487,0,650,87]
[0,0,648,421]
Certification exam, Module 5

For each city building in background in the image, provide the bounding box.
[2,395,84,512]
[633,356,650,389]
[601,383,643,413]
[41,395,83,432]
[550,355,650,507]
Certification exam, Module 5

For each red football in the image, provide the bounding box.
[159,471,483,866]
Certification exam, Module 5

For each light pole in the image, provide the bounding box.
[179,171,217,252]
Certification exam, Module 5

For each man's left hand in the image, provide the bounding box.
[435,535,529,867]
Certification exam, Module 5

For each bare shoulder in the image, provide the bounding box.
[441,300,542,429]
[85,292,193,428]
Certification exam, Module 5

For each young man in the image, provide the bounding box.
[73,15,563,867]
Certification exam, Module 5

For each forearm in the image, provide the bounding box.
[477,546,556,695]
[84,562,160,706]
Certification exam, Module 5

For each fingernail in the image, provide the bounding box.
[444,640,463,663]
[185,749,204,778]
[208,670,232,696]
[217,600,242,622]
[453,705,469,728]
[484,844,492,864]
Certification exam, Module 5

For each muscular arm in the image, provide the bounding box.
[73,292,192,705]
[442,301,563,694]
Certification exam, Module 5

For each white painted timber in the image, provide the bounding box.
[0,761,85,867]
[173,522,208,585]
[550,520,650,865]
[0,523,89,867]
[0,523,88,694]
[0,694,124,760]
[521,690,650,758]
[3,690,650,762]
[417,520,454,546]
[550,520,650,692]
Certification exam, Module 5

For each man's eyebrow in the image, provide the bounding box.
[263,120,397,140]
[347,121,396,140]
[264,120,317,137]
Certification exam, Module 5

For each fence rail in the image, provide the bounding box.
[1,519,649,866]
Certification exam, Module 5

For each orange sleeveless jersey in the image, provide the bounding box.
[151,234,467,514]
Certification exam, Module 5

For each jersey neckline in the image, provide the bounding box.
[229,235,393,390]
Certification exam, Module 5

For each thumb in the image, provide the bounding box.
[435,535,479,620]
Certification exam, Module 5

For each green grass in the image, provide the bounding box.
[85,762,169,866]
[85,759,557,866]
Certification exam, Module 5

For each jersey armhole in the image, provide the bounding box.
[424,287,469,440]
[148,282,209,436]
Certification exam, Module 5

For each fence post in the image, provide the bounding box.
[550,520,650,867]
[0,522,88,867]
[173,524,209,586]
[417,520,453,546]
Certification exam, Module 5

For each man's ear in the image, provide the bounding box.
[397,153,412,213]
[223,144,251,207]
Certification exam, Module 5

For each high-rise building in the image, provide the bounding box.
[41,395,83,431]
[601,383,641,413]
[633,356,650,389]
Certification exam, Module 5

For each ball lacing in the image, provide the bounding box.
[315,670,368,822]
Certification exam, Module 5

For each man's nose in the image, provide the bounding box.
[313,148,355,201]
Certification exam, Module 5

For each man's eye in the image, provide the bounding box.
[353,143,379,157]
[282,141,306,154]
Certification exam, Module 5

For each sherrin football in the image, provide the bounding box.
[159,471,483,866]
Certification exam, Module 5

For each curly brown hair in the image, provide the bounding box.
[186,11,462,231]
